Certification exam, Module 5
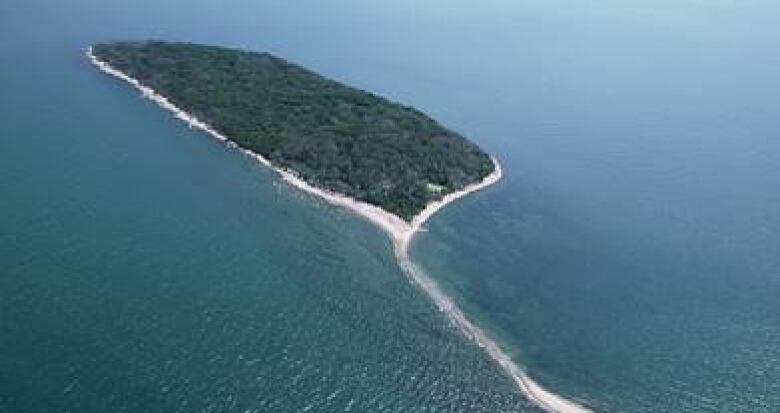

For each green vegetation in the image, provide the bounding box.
[93,41,495,220]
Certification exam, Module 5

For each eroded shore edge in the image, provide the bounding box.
[87,46,591,413]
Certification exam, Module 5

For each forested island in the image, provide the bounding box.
[92,41,495,220]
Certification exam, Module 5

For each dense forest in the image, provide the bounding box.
[92,41,495,220]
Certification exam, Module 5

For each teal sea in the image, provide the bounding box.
[2,1,779,412]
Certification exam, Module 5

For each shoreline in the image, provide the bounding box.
[87,46,591,413]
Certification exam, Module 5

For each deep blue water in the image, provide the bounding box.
[2,1,779,412]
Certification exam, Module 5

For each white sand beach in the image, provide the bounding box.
[87,46,591,413]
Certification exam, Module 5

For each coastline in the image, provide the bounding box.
[87,46,591,413]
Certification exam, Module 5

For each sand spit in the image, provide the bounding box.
[87,46,591,413]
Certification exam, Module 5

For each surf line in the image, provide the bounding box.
[87,46,592,413]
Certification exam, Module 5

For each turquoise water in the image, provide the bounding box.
[2,1,780,412]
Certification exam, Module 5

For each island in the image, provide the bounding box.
[89,41,497,221]
[86,42,595,413]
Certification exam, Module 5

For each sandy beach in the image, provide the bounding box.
[87,46,591,413]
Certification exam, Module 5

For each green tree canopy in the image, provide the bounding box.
[93,41,495,220]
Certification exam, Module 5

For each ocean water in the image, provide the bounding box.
[2,1,779,412]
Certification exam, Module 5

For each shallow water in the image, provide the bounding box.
[2,1,780,412]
